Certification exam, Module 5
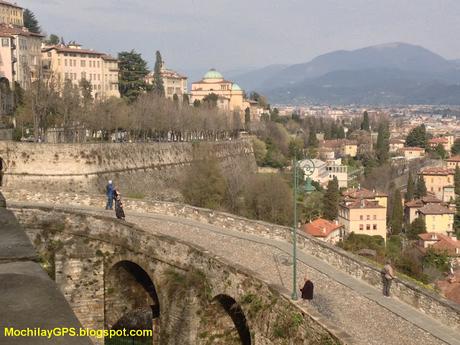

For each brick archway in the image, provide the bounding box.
[105,260,160,341]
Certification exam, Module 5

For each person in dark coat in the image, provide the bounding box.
[114,191,125,220]
[299,276,314,300]
[105,180,114,210]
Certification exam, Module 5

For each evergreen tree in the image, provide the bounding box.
[407,217,426,240]
[244,107,251,127]
[405,171,415,201]
[152,51,165,96]
[455,196,460,237]
[24,9,41,34]
[361,111,370,131]
[308,127,319,148]
[118,50,150,102]
[79,79,93,106]
[405,124,427,148]
[455,166,460,196]
[451,138,460,156]
[415,176,427,198]
[337,126,346,139]
[390,188,403,235]
[434,143,447,159]
[322,176,340,220]
[172,93,179,107]
[46,34,60,45]
[376,122,390,164]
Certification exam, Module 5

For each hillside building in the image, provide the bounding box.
[0,1,23,27]
[420,167,455,202]
[145,63,188,100]
[41,43,120,99]
[303,218,344,244]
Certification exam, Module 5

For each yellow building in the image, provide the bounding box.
[0,24,42,90]
[401,147,425,160]
[0,1,23,27]
[338,199,387,240]
[320,139,358,158]
[420,167,455,202]
[446,155,460,169]
[191,68,247,113]
[145,63,188,100]
[41,43,120,99]
[418,204,454,236]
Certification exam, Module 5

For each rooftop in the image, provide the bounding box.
[0,24,43,38]
[420,167,454,176]
[401,147,425,151]
[418,233,460,256]
[428,137,449,144]
[341,199,384,209]
[0,0,22,9]
[303,218,342,238]
[446,155,460,162]
[418,203,454,215]
[342,187,387,200]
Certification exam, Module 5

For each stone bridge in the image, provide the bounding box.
[4,190,460,345]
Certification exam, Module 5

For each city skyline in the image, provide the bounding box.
[20,0,460,76]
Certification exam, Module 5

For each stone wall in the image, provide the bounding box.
[12,206,343,345]
[0,140,256,200]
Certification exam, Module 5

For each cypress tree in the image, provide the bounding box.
[405,171,415,201]
[322,176,339,221]
[415,176,427,198]
[390,188,403,235]
[24,9,41,34]
[455,166,460,196]
[376,122,390,164]
[361,111,370,131]
[152,51,165,97]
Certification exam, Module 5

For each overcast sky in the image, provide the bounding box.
[22,0,460,78]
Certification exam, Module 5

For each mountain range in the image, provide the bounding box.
[228,43,460,105]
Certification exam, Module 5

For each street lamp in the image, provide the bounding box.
[292,157,315,300]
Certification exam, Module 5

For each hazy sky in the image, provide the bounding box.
[22,0,460,78]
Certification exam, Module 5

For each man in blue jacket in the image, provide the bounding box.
[106,180,114,210]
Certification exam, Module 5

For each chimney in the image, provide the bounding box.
[360,199,365,208]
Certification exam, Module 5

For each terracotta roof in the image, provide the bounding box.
[320,139,357,148]
[428,137,449,144]
[42,45,105,56]
[342,188,387,199]
[0,1,22,9]
[420,167,454,176]
[303,218,342,238]
[101,54,117,61]
[418,203,454,215]
[340,199,384,209]
[0,24,43,38]
[405,199,424,208]
[446,155,460,162]
[421,194,443,204]
[401,147,425,151]
[390,139,405,144]
[418,233,460,256]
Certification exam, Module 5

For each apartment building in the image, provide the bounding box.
[417,204,455,236]
[41,43,120,99]
[320,139,358,158]
[446,155,460,169]
[0,1,23,27]
[338,199,387,240]
[0,24,42,89]
[145,64,188,100]
[401,147,425,160]
[420,167,455,202]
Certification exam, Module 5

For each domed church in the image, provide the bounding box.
[190,68,247,113]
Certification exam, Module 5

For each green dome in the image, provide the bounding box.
[231,83,242,91]
[203,68,223,80]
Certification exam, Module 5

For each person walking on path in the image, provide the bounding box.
[105,180,114,210]
[382,259,396,297]
[114,191,126,220]
[299,276,314,301]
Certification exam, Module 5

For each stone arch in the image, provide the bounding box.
[105,260,160,337]
[197,294,251,345]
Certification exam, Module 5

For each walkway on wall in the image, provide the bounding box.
[8,200,460,345]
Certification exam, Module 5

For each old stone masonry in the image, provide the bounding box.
[5,189,460,345]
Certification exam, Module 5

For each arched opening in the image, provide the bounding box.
[197,294,251,345]
[105,261,160,344]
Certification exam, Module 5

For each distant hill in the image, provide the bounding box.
[232,43,460,105]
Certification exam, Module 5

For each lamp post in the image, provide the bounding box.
[292,157,315,301]
[292,155,298,300]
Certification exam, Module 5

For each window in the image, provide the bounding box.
[359,215,363,220]
[366,215,370,220]
[373,215,377,220]
[359,224,364,231]
[366,224,371,230]
[1,38,9,47]
[373,224,377,230]
[81,60,86,67]
[65,72,69,79]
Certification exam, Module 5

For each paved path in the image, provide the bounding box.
[9,200,460,345]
